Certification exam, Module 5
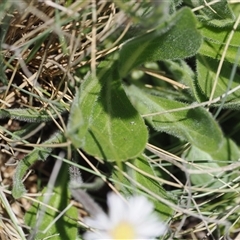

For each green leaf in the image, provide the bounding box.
[188,1,238,65]
[0,106,66,122]
[24,163,78,240]
[198,23,240,64]
[133,156,175,220]
[163,60,208,103]
[119,7,202,77]
[67,61,148,162]
[185,146,227,188]
[197,55,240,107]
[185,0,234,27]
[125,85,224,152]
[212,137,240,161]
[12,131,64,198]
[198,40,240,66]
[198,23,240,47]
[184,138,240,188]
[163,60,197,97]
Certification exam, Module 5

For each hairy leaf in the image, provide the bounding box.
[67,62,148,162]
[0,107,66,122]
[12,131,64,198]
[184,138,240,188]
[125,85,224,152]
[197,55,240,107]
[198,23,240,65]
[163,60,197,97]
[186,0,234,27]
[25,163,78,240]
[119,7,202,77]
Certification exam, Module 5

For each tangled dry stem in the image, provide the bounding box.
[0,1,133,239]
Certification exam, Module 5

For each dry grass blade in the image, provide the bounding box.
[1,1,239,239]
[0,1,132,239]
[1,0,128,111]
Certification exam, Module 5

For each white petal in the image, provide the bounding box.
[84,212,110,230]
[83,193,168,240]
[136,215,167,237]
[127,196,167,238]
[83,230,112,240]
[83,231,99,240]
[130,195,154,214]
[107,192,128,225]
[128,196,154,223]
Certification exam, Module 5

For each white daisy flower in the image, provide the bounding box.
[83,192,167,240]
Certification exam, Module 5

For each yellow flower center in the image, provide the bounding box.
[110,221,136,239]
